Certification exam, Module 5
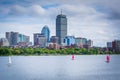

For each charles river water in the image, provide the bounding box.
[0,55,120,80]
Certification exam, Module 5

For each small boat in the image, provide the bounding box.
[71,54,74,60]
[8,56,12,64]
[106,54,110,63]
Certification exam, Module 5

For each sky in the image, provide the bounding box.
[0,0,120,47]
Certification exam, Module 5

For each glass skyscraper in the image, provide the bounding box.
[41,25,50,43]
[56,13,67,45]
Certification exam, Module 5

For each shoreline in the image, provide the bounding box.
[0,54,120,57]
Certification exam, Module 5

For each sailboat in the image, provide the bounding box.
[106,54,110,63]
[71,54,75,60]
[8,56,12,65]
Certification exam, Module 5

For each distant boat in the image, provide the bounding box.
[106,54,110,63]
[8,56,12,64]
[71,54,75,60]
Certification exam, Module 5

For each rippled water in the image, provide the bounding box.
[0,55,120,80]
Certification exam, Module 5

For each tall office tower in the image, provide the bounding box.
[6,32,19,45]
[41,25,50,43]
[6,32,11,45]
[12,32,19,45]
[56,13,67,45]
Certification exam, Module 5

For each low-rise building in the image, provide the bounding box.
[0,38,9,47]
[34,33,46,48]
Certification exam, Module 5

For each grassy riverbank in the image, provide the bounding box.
[0,47,119,56]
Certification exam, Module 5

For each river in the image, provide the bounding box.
[0,55,120,80]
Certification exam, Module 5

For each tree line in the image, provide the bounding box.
[0,47,119,56]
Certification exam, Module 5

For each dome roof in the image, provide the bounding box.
[42,25,50,32]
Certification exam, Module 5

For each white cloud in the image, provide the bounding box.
[0,0,120,47]
[28,5,46,16]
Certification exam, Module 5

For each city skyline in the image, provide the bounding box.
[0,0,120,47]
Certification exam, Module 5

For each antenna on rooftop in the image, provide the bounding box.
[61,9,62,15]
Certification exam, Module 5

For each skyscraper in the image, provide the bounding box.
[6,32,19,45]
[56,13,67,45]
[41,25,50,43]
[6,32,11,45]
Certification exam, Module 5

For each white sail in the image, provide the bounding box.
[8,56,12,64]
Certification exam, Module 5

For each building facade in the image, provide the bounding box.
[0,38,9,46]
[56,14,67,45]
[6,32,19,45]
[34,33,46,48]
[50,36,59,44]
[107,42,112,48]
[87,39,93,47]
[18,34,30,46]
[6,32,30,46]
[112,40,120,52]
[75,37,83,48]
[82,38,87,46]
[64,36,75,46]
[75,37,92,48]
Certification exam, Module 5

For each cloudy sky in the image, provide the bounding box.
[0,0,120,47]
